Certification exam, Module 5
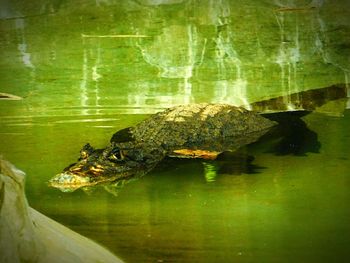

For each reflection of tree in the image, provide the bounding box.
[80,38,102,116]
[138,24,199,79]
[133,0,250,106]
[1,0,349,115]
[194,0,249,106]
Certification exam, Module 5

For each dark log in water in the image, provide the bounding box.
[250,83,349,115]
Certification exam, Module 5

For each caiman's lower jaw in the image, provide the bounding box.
[49,172,117,192]
[49,169,134,192]
[48,172,93,192]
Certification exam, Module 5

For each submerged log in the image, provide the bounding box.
[250,83,349,115]
[0,158,123,263]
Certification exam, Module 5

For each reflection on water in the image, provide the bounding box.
[1,0,350,262]
[1,0,350,115]
[210,151,264,176]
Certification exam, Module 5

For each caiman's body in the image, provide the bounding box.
[49,104,276,191]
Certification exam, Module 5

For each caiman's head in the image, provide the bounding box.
[49,143,159,192]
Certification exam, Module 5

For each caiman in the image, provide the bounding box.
[49,104,277,191]
[49,84,349,192]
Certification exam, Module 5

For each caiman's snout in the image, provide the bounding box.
[48,142,109,191]
[49,161,108,191]
[48,172,92,192]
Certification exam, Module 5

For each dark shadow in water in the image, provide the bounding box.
[260,111,321,156]
[214,151,265,175]
[155,150,265,177]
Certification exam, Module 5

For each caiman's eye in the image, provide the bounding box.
[109,147,124,162]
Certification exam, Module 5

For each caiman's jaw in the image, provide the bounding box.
[48,170,132,192]
[49,172,94,192]
[48,164,134,192]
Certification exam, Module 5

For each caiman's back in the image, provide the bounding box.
[130,103,277,153]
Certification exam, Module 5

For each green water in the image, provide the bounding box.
[1,0,350,262]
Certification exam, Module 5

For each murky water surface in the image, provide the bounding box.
[1,0,350,262]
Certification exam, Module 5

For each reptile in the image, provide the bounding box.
[49,104,276,191]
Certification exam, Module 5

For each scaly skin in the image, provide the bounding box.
[49,104,277,191]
